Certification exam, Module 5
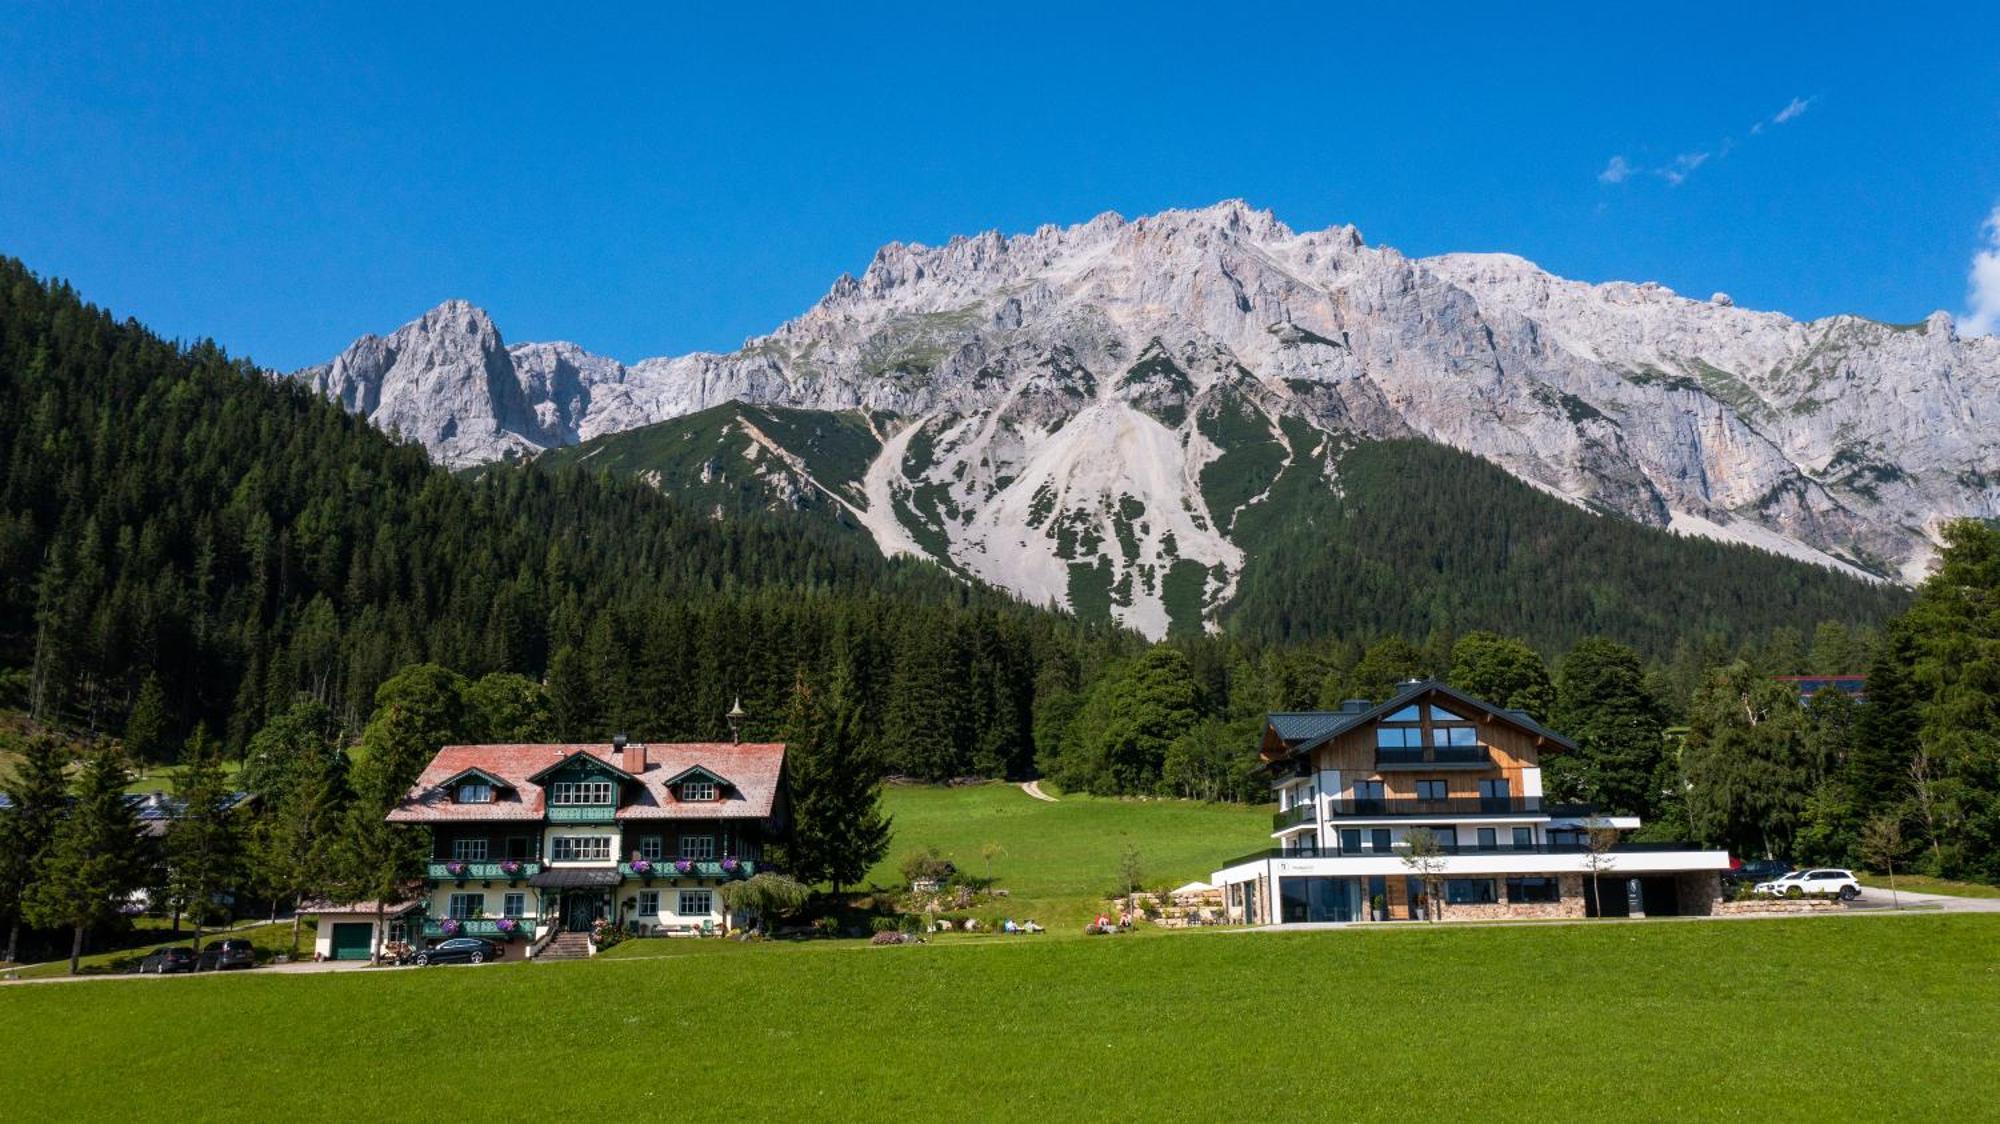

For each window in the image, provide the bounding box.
[550,836,612,862]
[551,780,614,805]
[1427,826,1459,848]
[637,835,663,860]
[1386,705,1424,721]
[1479,779,1512,798]
[678,890,713,916]
[388,920,407,946]
[1415,780,1448,802]
[455,782,493,804]
[679,835,715,860]
[1430,725,1479,747]
[1370,829,1392,853]
[1428,705,1470,721]
[681,780,718,802]
[505,836,532,860]
[1443,879,1496,905]
[1477,828,1497,851]
[1478,778,1512,811]
[637,890,660,916]
[1352,780,1386,810]
[1506,877,1560,903]
[448,893,485,919]
[502,892,525,918]
[1340,829,1362,854]
[1512,827,1533,850]
[451,838,488,861]
[1376,726,1423,749]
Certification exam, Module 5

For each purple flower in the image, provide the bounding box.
[499,859,523,876]
[439,918,461,936]
[674,858,695,875]
[495,917,517,934]
[445,861,467,877]
[631,859,653,876]
[720,857,741,874]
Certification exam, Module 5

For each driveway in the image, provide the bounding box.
[1847,886,2000,912]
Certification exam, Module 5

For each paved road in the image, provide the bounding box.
[1848,886,2000,912]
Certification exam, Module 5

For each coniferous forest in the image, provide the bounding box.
[2,254,1996,970]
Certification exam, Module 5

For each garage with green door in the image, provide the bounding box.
[329,922,374,960]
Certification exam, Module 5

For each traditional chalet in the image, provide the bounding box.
[1211,679,1728,925]
[358,733,787,959]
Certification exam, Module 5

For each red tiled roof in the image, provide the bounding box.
[386,742,785,824]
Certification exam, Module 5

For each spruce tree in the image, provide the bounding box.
[24,747,149,974]
[123,673,172,767]
[164,728,239,950]
[0,734,71,964]
[1550,638,1665,816]
[778,674,890,895]
[247,719,349,955]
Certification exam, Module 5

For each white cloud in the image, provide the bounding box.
[1965,205,2000,337]
[1773,96,1812,125]
[1660,151,1710,186]
[1598,155,1634,184]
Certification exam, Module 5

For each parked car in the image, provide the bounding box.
[1724,858,1793,887]
[135,947,197,974]
[410,937,502,966]
[1755,868,1861,900]
[195,938,257,971]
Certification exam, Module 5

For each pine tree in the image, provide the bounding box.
[1550,638,1665,816]
[778,674,890,895]
[0,734,71,964]
[123,673,172,767]
[164,727,239,949]
[24,747,149,974]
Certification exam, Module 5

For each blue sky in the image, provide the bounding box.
[2,4,1996,368]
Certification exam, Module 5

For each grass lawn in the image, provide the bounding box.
[3,914,1995,1120]
[860,782,1271,931]
[5,920,309,980]
[1858,873,2000,899]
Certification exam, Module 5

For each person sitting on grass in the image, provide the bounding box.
[1003,918,1018,934]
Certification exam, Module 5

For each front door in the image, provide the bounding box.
[563,893,598,932]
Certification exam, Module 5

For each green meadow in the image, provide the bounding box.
[3,914,1995,1121]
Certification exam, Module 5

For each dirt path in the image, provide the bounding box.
[1020,780,1057,802]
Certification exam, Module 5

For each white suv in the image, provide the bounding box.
[1755,868,1860,901]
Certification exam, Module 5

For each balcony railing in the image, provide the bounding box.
[618,859,762,880]
[1271,803,1319,831]
[547,805,617,823]
[422,917,533,939]
[427,860,542,881]
[1215,840,1712,869]
[1328,796,1544,817]
[1374,747,1493,769]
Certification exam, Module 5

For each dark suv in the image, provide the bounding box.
[411,937,502,966]
[136,947,197,974]
[1724,858,1793,887]
[196,938,256,971]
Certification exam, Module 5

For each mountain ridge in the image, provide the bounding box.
[292,201,1999,636]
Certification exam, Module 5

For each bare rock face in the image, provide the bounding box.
[291,201,2000,632]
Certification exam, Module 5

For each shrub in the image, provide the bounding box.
[811,916,840,938]
[901,847,956,886]
[870,916,899,933]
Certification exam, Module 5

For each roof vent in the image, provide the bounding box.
[612,732,628,753]
[1340,699,1371,714]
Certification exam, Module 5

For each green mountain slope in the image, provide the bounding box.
[539,403,883,538]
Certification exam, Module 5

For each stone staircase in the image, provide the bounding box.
[535,932,592,962]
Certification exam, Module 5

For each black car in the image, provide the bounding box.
[1724,858,1794,886]
[195,938,257,971]
[411,937,502,966]
[135,947,197,974]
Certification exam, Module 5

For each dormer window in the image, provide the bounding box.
[552,780,615,805]
[682,781,717,802]
[456,782,494,804]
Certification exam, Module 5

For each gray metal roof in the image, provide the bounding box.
[1265,679,1578,760]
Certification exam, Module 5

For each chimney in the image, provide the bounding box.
[1340,699,1371,714]
[615,733,646,774]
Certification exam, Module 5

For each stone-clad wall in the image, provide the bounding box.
[1428,873,1587,921]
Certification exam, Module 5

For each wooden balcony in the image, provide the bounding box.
[618,859,762,881]
[427,860,541,882]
